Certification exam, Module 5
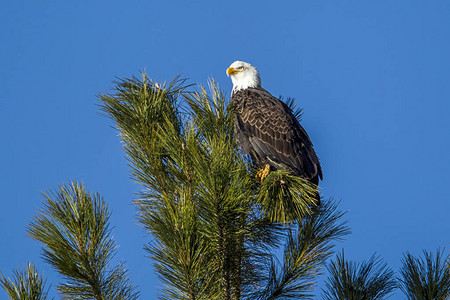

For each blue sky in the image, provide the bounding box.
[1,1,449,299]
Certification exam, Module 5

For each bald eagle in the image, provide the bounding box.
[226,61,323,186]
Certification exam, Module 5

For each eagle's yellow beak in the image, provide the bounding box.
[226,67,239,76]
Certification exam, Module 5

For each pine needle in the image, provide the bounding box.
[0,263,49,300]
[27,182,139,300]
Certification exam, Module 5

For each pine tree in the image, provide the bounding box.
[399,249,450,299]
[99,74,349,299]
[322,251,397,299]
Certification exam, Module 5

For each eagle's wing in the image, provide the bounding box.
[233,87,322,182]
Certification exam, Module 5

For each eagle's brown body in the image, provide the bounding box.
[231,87,322,185]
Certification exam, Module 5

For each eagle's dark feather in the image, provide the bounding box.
[231,87,323,185]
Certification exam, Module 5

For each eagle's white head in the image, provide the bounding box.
[226,61,261,93]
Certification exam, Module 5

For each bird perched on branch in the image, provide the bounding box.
[226,60,322,186]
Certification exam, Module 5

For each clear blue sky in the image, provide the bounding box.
[1,1,449,299]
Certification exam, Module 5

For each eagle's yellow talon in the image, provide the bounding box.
[256,164,271,182]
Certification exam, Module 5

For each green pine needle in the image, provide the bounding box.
[257,170,319,223]
[256,200,350,299]
[0,263,49,300]
[399,249,450,299]
[322,251,397,300]
[27,182,139,300]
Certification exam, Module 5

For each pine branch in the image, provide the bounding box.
[27,182,138,300]
[257,170,319,223]
[99,74,190,194]
[255,199,350,300]
[322,251,397,300]
[0,263,49,300]
[399,249,450,299]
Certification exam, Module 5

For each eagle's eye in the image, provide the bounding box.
[237,66,245,71]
